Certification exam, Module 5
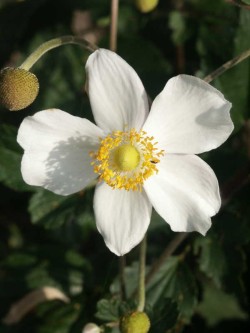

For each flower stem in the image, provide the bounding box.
[110,0,119,51]
[137,235,147,312]
[20,36,98,71]
[119,255,127,301]
[203,48,250,83]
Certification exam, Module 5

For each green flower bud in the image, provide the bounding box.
[0,67,39,111]
[120,311,150,333]
[135,0,159,13]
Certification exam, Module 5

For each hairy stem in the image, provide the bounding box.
[137,235,147,312]
[204,48,250,83]
[20,36,98,71]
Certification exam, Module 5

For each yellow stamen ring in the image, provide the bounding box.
[90,129,164,191]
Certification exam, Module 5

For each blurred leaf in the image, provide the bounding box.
[194,234,226,287]
[0,124,33,191]
[169,11,188,45]
[197,283,248,326]
[215,9,250,130]
[149,298,178,333]
[3,252,37,268]
[36,302,81,333]
[28,189,94,229]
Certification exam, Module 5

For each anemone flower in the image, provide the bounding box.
[17,49,233,255]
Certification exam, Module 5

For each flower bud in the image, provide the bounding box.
[120,311,150,333]
[82,323,101,333]
[0,67,39,111]
[135,0,159,13]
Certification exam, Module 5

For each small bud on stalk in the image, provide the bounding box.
[0,67,39,111]
[120,311,150,333]
[135,0,159,13]
[82,323,101,333]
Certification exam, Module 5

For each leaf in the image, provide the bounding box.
[193,234,226,287]
[95,299,121,322]
[111,258,197,320]
[28,189,94,230]
[0,124,33,191]
[146,256,198,320]
[169,11,189,45]
[197,283,248,326]
[36,302,81,333]
[149,298,178,333]
[215,9,250,130]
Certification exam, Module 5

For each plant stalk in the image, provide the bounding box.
[137,235,147,312]
[20,36,98,71]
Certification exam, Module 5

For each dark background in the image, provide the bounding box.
[0,0,249,332]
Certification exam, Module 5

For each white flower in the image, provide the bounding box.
[17,49,234,256]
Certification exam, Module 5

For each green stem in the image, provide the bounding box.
[20,35,98,71]
[119,255,127,301]
[137,235,147,312]
[203,48,250,83]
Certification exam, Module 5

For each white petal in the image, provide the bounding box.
[143,75,233,154]
[94,182,152,255]
[143,154,221,235]
[17,109,104,195]
[86,49,149,132]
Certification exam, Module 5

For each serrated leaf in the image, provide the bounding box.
[95,299,121,322]
[146,256,198,319]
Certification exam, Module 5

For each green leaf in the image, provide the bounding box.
[3,253,37,268]
[36,302,81,333]
[215,9,250,130]
[197,283,248,326]
[169,11,189,45]
[193,234,226,287]
[146,256,198,320]
[28,189,94,230]
[0,124,33,191]
[95,299,130,322]
[149,298,178,333]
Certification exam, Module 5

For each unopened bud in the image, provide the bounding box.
[135,0,159,13]
[120,311,150,333]
[82,323,101,333]
[0,67,39,111]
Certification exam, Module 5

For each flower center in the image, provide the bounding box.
[113,144,140,171]
[90,129,164,191]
